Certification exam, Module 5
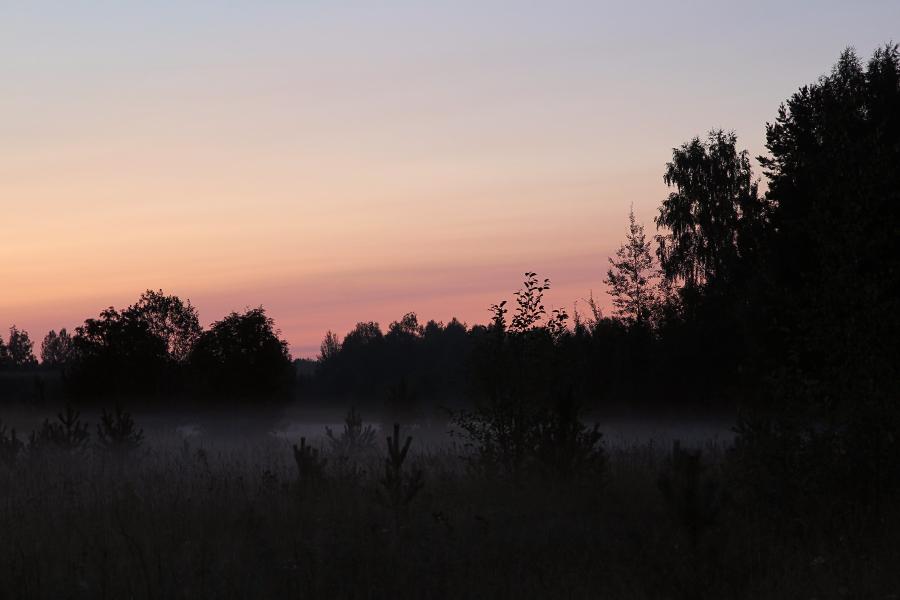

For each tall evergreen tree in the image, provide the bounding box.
[605,208,658,327]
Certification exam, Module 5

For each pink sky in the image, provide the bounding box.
[2,2,896,356]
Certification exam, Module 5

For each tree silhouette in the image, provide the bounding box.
[741,44,900,508]
[68,306,169,396]
[4,326,37,368]
[656,130,764,291]
[189,307,292,398]
[342,321,383,351]
[318,330,341,362]
[123,290,201,363]
[605,207,658,328]
[387,312,424,339]
[313,316,474,405]
[40,328,75,368]
[65,291,205,396]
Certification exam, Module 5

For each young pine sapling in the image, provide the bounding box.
[96,405,145,454]
[293,437,327,486]
[0,420,24,468]
[380,423,424,532]
[29,404,90,454]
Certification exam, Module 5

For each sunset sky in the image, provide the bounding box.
[2,1,897,356]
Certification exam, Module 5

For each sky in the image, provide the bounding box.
[2,1,898,357]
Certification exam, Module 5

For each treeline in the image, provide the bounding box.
[0,294,293,401]
[308,45,900,517]
[3,46,898,437]
[295,126,768,410]
[315,45,900,424]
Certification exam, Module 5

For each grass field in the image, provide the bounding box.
[0,408,896,599]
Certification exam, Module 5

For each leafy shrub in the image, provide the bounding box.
[452,395,540,477]
[454,272,597,480]
[453,390,606,481]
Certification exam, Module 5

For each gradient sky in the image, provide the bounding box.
[2,1,897,356]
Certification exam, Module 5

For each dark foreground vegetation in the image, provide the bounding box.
[1,45,898,598]
[1,406,897,599]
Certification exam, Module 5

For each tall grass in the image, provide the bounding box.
[0,415,896,599]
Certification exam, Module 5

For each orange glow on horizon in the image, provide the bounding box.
[3,3,895,356]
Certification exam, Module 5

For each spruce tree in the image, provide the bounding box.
[605,208,658,327]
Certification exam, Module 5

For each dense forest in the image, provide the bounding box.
[1,45,898,597]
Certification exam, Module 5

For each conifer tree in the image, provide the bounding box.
[605,208,658,327]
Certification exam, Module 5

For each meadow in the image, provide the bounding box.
[1,404,895,600]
